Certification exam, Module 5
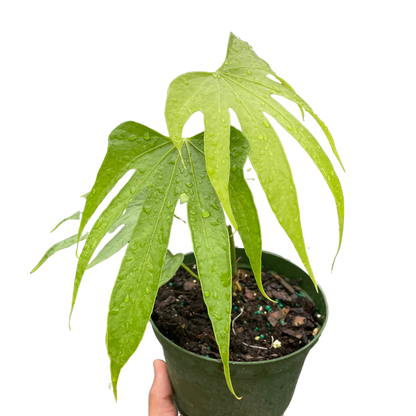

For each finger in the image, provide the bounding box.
[151,360,173,399]
[149,359,177,416]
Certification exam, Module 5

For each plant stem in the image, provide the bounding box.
[181,263,200,280]
[227,222,237,280]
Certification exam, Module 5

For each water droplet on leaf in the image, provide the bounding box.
[201,209,211,218]
[210,310,223,321]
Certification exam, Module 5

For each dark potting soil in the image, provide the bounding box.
[151,264,323,362]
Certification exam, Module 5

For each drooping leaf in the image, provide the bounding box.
[70,124,175,324]
[70,122,238,399]
[50,211,81,233]
[227,128,273,302]
[165,32,345,286]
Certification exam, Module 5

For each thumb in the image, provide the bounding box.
[149,359,177,416]
[151,360,173,398]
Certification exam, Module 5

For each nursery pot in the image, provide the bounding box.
[151,248,328,416]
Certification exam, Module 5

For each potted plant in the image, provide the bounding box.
[32,33,344,415]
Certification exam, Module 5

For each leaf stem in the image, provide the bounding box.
[181,263,200,281]
[227,222,237,280]
[175,212,186,228]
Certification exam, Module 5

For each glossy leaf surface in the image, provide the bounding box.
[166,32,345,286]
[69,122,238,399]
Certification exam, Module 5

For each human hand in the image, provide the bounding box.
[149,359,284,415]
[149,359,179,416]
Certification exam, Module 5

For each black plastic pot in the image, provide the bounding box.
[151,248,328,416]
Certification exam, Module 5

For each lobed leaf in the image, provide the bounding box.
[67,122,239,398]
[70,128,175,323]
[166,32,345,285]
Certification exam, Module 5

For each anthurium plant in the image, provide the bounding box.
[32,33,344,400]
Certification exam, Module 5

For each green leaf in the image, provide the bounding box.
[227,128,273,302]
[50,211,81,233]
[185,138,240,399]
[159,251,184,287]
[69,122,238,399]
[70,123,174,325]
[165,32,345,286]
